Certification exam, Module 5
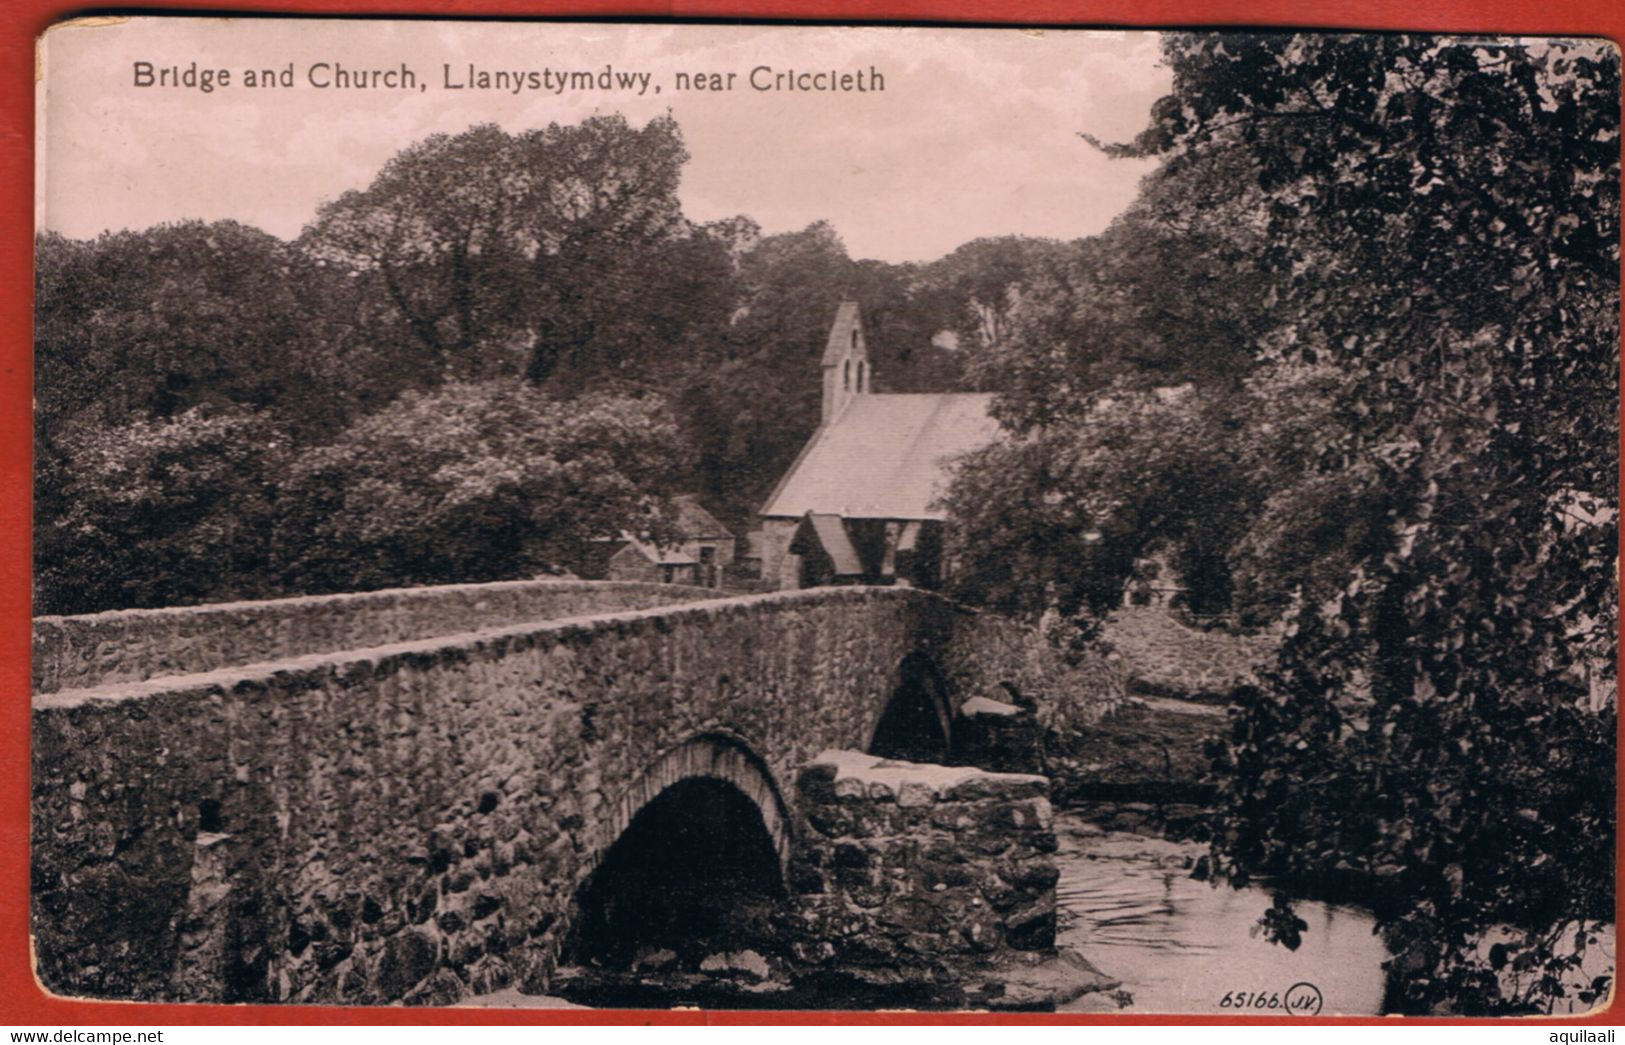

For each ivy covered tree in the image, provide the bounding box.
[1137,34,1620,1016]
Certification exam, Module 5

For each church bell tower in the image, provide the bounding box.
[821,301,871,424]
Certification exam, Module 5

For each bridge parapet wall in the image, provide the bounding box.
[32,580,727,695]
[31,585,1124,1007]
[33,587,946,1003]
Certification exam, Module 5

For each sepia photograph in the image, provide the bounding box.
[28,18,1620,1018]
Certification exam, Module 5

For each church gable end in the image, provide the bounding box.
[758,302,1002,592]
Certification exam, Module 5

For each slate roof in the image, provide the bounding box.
[614,537,697,566]
[801,514,865,575]
[673,496,732,540]
[761,393,1001,520]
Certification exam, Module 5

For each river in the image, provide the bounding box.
[468,807,1392,1013]
[1051,813,1389,1015]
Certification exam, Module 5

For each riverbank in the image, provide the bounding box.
[1044,608,1265,814]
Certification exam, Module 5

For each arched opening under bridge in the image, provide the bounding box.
[868,652,951,763]
[564,735,789,972]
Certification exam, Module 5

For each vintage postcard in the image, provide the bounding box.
[30,18,1619,1017]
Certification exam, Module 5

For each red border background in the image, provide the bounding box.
[3,0,1621,1027]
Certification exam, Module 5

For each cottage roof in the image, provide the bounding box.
[762,393,1000,520]
[614,536,697,566]
[673,496,732,540]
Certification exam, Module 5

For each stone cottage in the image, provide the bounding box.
[757,302,1001,590]
[603,496,735,588]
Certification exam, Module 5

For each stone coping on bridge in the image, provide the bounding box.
[32,579,733,696]
[807,748,1048,805]
[33,584,970,710]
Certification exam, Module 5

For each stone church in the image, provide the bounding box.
[757,302,1000,590]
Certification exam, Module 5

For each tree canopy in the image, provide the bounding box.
[35,112,1035,610]
[274,383,689,595]
[945,32,1618,1014]
[300,115,742,392]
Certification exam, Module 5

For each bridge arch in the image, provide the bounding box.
[564,732,793,971]
[868,651,953,763]
[593,731,793,874]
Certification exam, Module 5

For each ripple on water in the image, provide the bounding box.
[1053,816,1391,1015]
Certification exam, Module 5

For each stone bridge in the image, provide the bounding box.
[31,580,1116,1007]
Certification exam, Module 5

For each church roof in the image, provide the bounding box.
[800,514,865,575]
[761,393,1001,521]
[821,301,864,365]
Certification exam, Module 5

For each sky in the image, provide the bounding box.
[37,19,1170,264]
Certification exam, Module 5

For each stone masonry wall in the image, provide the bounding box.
[787,750,1058,990]
[33,580,726,695]
[33,585,1124,1007]
[33,586,1031,1005]
[757,518,800,591]
[938,606,1128,739]
[1101,607,1275,699]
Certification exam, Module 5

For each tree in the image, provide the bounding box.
[34,223,360,438]
[300,116,738,393]
[947,32,1616,1014]
[273,381,690,594]
[942,145,1284,620]
[1113,33,1619,1014]
[518,116,735,392]
[962,154,1272,436]
[921,236,1075,362]
[299,123,537,371]
[848,258,966,394]
[34,408,288,615]
[679,222,856,523]
[943,384,1260,620]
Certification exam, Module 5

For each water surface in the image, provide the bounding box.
[1053,815,1390,1015]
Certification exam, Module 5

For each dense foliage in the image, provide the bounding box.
[273,384,689,596]
[35,114,1061,613]
[946,33,1618,1014]
[36,408,289,614]
[31,34,1620,1018]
